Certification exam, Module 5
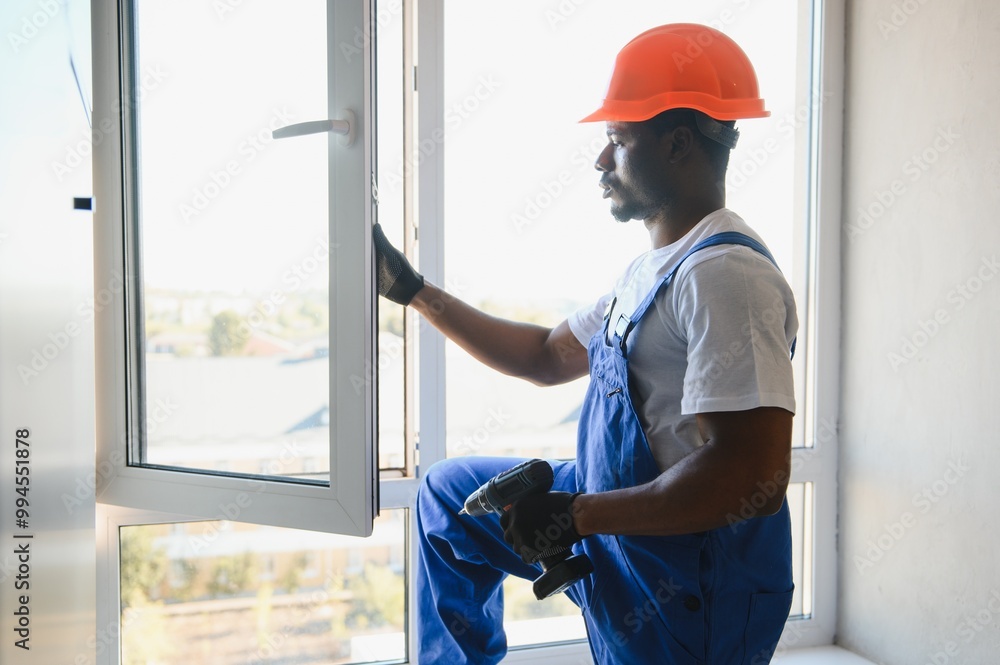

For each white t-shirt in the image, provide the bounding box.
[568,208,798,473]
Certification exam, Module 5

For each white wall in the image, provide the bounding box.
[839,0,1000,662]
[0,1,96,663]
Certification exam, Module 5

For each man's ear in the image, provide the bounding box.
[664,125,696,164]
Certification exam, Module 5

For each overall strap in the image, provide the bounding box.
[611,232,796,359]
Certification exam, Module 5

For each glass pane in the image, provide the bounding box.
[131,1,338,479]
[444,1,809,644]
[786,481,813,618]
[375,0,406,471]
[503,577,585,648]
[119,511,406,664]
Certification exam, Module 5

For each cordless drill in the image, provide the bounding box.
[460,459,594,600]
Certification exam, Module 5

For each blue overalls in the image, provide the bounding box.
[417,233,794,664]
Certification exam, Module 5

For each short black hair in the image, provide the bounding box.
[643,108,734,180]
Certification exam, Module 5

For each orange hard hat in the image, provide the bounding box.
[580,23,768,124]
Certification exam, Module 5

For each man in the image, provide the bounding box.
[375,24,797,664]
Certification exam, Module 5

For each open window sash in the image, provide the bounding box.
[92,0,377,536]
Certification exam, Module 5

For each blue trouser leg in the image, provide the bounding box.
[416,456,579,664]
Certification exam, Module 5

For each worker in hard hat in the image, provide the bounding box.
[376,24,797,664]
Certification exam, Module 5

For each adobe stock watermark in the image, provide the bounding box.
[448,611,473,637]
[877,0,935,40]
[213,0,247,20]
[51,64,169,182]
[179,107,295,224]
[225,235,339,346]
[543,0,590,30]
[0,554,17,585]
[350,333,406,397]
[382,76,502,193]
[59,398,180,514]
[450,408,514,457]
[349,276,469,396]
[845,126,960,241]
[887,255,999,371]
[919,589,1000,665]
[17,319,86,385]
[514,505,579,566]
[726,417,838,531]
[246,589,338,664]
[727,90,834,193]
[546,0,757,34]
[7,0,62,54]
[684,294,793,399]
[338,0,403,63]
[187,484,274,554]
[17,269,130,385]
[512,94,811,238]
[510,134,607,234]
[671,3,758,73]
[852,457,969,574]
[611,578,683,647]
[74,609,147,665]
[248,624,306,665]
[753,615,810,663]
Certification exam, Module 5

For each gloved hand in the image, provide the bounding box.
[373,222,424,305]
[500,491,583,565]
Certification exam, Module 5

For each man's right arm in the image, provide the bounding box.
[409,282,589,386]
[374,223,588,386]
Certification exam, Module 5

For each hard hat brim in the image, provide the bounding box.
[579,93,770,124]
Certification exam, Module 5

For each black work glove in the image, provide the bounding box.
[500,492,583,565]
[373,223,424,306]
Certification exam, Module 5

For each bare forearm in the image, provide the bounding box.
[574,447,785,537]
[409,282,586,385]
[573,407,793,537]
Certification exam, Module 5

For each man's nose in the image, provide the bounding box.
[595,143,614,172]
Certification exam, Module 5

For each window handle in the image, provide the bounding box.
[272,109,356,146]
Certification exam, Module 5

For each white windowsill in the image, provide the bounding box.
[500,644,878,664]
[775,646,878,664]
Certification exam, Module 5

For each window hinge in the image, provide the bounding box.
[412,65,418,91]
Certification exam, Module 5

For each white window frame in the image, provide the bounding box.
[93,0,844,662]
[91,0,378,538]
[399,0,845,658]
[779,0,845,651]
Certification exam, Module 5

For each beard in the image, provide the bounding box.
[609,185,670,223]
[610,201,635,223]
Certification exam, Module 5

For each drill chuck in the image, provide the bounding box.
[461,458,554,517]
